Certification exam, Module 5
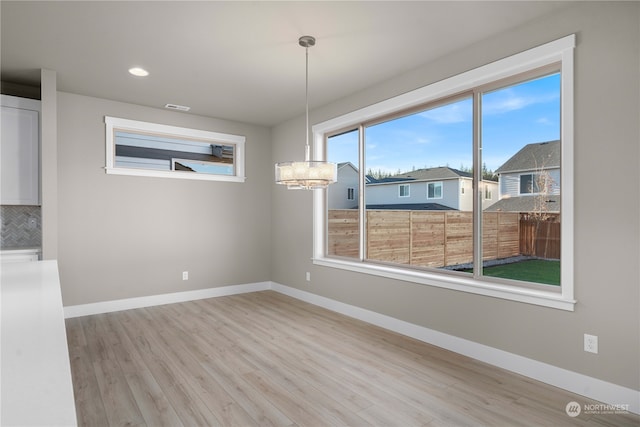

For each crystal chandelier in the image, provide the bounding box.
[275,36,337,190]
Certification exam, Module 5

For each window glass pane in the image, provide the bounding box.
[481,72,561,286]
[114,130,235,175]
[364,97,473,270]
[327,129,360,259]
[428,182,442,199]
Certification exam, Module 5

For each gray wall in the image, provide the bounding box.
[41,69,58,259]
[57,93,272,305]
[271,2,639,391]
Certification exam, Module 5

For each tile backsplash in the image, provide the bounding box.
[1,205,42,248]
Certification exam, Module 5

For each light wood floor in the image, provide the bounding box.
[66,290,639,426]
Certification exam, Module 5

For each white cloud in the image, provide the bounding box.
[420,102,471,124]
[482,89,558,116]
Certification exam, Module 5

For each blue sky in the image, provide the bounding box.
[328,73,560,174]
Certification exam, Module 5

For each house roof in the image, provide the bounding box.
[368,166,471,185]
[367,176,415,184]
[395,166,472,180]
[365,203,455,211]
[495,140,560,174]
[483,195,560,213]
[337,162,358,174]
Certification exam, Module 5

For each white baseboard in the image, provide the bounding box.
[270,282,640,416]
[63,281,270,318]
[63,280,639,415]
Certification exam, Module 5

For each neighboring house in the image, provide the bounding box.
[365,166,499,211]
[486,140,560,213]
[328,162,359,209]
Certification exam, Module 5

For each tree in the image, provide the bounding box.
[457,163,497,181]
[366,168,393,179]
[482,162,497,181]
[522,159,559,259]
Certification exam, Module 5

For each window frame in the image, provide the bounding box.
[398,184,411,198]
[519,173,543,195]
[312,35,575,311]
[347,187,355,201]
[485,185,493,200]
[427,181,443,199]
[105,116,246,182]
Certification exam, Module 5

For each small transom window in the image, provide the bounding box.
[105,117,245,182]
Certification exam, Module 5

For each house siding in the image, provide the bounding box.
[366,179,464,210]
[458,179,473,211]
[329,165,359,209]
[366,182,419,205]
[481,181,499,210]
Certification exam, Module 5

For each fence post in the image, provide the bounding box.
[443,212,448,266]
[409,211,414,265]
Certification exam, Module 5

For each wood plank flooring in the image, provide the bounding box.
[66,291,639,426]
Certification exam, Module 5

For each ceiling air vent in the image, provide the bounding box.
[164,103,190,112]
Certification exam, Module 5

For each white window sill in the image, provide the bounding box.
[105,167,246,183]
[313,257,576,311]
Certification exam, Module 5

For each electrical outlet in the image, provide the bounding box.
[306,272,311,282]
[584,334,598,354]
[182,271,189,281]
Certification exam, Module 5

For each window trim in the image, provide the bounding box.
[313,35,575,311]
[105,116,246,182]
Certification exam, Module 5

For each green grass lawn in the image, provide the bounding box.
[480,259,560,286]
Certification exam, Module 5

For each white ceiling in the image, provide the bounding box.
[1,1,570,127]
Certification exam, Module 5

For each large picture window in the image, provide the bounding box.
[315,35,574,310]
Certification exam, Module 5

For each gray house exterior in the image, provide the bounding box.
[330,165,501,211]
[328,162,359,209]
[486,140,561,213]
[366,167,498,211]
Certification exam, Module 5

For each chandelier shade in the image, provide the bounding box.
[275,35,337,190]
[275,160,338,190]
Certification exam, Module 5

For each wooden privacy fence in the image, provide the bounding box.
[519,216,561,259]
[328,210,521,268]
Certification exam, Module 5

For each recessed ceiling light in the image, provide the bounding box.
[128,67,149,77]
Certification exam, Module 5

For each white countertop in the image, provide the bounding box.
[1,260,77,426]
[0,248,41,253]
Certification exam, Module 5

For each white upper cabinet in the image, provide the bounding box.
[1,95,40,205]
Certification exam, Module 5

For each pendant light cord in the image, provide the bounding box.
[304,43,310,162]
